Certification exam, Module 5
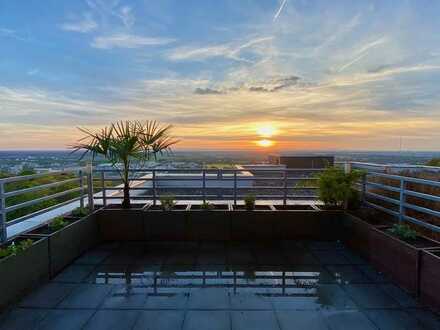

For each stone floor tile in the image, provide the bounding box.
[133,311,185,330]
[276,310,329,330]
[231,310,280,330]
[344,284,399,309]
[322,310,377,330]
[183,311,230,330]
[20,283,76,308]
[36,309,94,330]
[82,310,139,330]
[58,284,112,309]
[0,308,48,330]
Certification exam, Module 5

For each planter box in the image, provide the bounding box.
[420,249,440,312]
[97,205,145,241]
[230,205,275,240]
[0,236,49,309]
[273,210,343,241]
[187,205,230,240]
[370,226,440,295]
[144,205,189,241]
[342,212,388,260]
[26,211,100,277]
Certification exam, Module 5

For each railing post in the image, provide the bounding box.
[78,169,84,210]
[344,161,352,174]
[86,163,94,212]
[101,171,107,207]
[0,181,7,243]
[233,171,237,206]
[283,170,287,206]
[202,169,206,203]
[152,170,156,206]
[361,173,367,204]
[399,178,406,223]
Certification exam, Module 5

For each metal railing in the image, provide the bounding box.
[93,167,323,207]
[1,161,440,242]
[0,166,92,242]
[351,163,440,233]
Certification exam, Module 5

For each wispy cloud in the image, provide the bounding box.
[273,0,287,22]
[92,33,175,49]
[167,37,273,62]
[60,13,97,33]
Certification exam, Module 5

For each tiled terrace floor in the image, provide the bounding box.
[1,240,439,330]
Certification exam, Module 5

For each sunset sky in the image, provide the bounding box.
[1,0,440,151]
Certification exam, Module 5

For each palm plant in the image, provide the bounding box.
[72,120,178,208]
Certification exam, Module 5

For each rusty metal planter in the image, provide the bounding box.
[420,249,440,312]
[97,205,145,241]
[370,226,440,295]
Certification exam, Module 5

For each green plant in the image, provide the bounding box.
[0,239,33,258]
[318,167,364,209]
[160,195,176,211]
[244,194,256,211]
[72,121,178,208]
[426,158,440,167]
[71,207,89,218]
[388,223,417,242]
[200,201,214,211]
[48,216,68,231]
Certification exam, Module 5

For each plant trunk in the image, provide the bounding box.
[122,181,131,209]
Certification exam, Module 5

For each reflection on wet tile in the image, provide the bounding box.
[183,311,230,330]
[188,287,230,309]
[231,310,280,330]
[277,310,328,330]
[101,286,149,309]
[133,311,185,330]
[86,265,130,285]
[145,293,189,310]
[230,292,272,310]
[326,265,370,284]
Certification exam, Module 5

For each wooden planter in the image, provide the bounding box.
[26,211,100,277]
[0,236,49,309]
[97,205,145,241]
[342,212,389,260]
[420,249,440,311]
[187,205,230,240]
[144,205,189,241]
[230,205,276,240]
[370,226,440,295]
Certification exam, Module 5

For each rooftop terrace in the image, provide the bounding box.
[1,240,439,330]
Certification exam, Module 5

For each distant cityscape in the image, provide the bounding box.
[1,150,440,175]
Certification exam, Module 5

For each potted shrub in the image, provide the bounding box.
[25,207,100,277]
[73,120,178,241]
[244,194,256,211]
[187,202,231,240]
[0,236,49,309]
[144,195,189,240]
[420,249,440,312]
[370,223,440,295]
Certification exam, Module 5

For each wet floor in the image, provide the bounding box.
[1,240,439,329]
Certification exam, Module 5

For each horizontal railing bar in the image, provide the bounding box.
[365,181,401,193]
[4,178,80,198]
[364,200,400,217]
[403,203,440,218]
[367,172,440,188]
[0,170,85,184]
[402,215,440,233]
[365,191,400,205]
[6,196,84,227]
[94,168,325,173]
[404,189,440,203]
[5,187,82,213]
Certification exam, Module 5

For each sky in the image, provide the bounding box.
[1,0,440,151]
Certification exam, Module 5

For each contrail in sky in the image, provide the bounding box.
[273,0,287,22]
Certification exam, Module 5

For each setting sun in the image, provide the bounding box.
[256,139,275,147]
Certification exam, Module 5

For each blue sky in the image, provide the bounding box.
[1,0,440,150]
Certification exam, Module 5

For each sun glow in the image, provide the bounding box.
[256,139,275,147]
[256,125,277,138]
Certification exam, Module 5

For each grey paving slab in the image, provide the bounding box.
[36,309,94,330]
[409,308,440,330]
[231,310,280,330]
[312,250,351,265]
[53,265,95,283]
[144,293,189,310]
[326,265,370,284]
[58,284,112,309]
[229,292,273,310]
[101,285,149,309]
[85,264,129,284]
[378,284,420,308]
[183,311,230,330]
[365,309,423,330]
[357,265,391,283]
[276,310,329,330]
[0,308,48,330]
[83,310,140,330]
[322,310,377,330]
[133,311,185,330]
[20,283,76,308]
[188,287,230,309]
[75,250,112,265]
[344,284,400,309]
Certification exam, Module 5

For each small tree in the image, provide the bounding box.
[318,167,364,209]
[72,120,178,208]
